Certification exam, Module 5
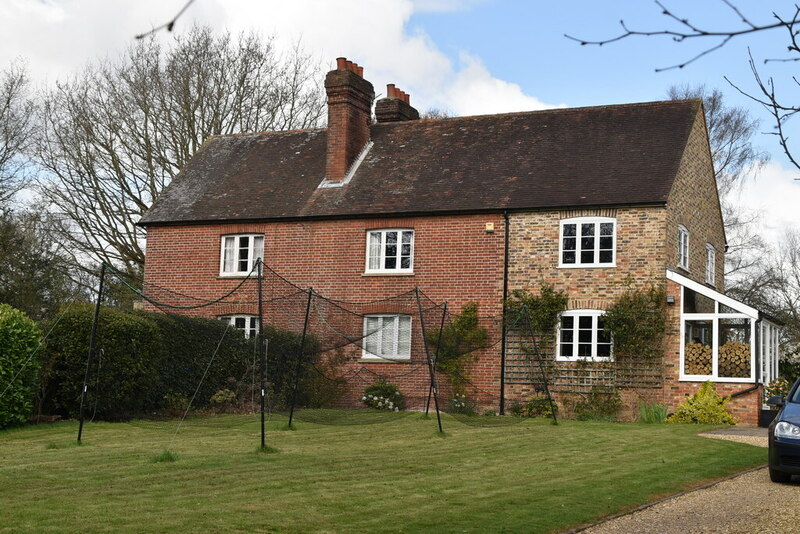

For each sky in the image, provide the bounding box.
[1,0,798,244]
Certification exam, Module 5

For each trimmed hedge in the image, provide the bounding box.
[0,304,42,428]
[38,305,338,421]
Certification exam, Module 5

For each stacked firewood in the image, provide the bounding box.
[718,341,750,378]
[684,342,712,375]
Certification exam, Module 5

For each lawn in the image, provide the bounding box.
[0,413,765,533]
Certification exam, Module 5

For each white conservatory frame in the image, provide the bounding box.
[667,270,781,385]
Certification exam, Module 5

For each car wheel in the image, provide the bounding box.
[769,466,792,483]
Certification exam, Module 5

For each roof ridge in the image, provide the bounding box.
[208,126,325,139]
[377,99,700,127]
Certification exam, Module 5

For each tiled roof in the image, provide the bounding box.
[139,100,700,225]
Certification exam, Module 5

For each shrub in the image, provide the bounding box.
[667,381,736,425]
[573,385,622,421]
[507,396,557,418]
[0,304,42,429]
[637,402,667,424]
[765,377,791,401]
[450,393,477,415]
[39,304,163,421]
[210,388,237,412]
[427,302,488,383]
[362,381,404,411]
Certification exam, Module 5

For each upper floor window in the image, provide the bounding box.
[220,234,263,276]
[559,217,615,267]
[220,315,259,339]
[557,310,612,361]
[366,229,414,274]
[678,225,689,270]
[705,244,716,286]
[363,314,412,361]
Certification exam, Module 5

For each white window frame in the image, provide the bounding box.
[365,229,414,274]
[558,217,616,268]
[678,225,690,271]
[220,234,264,276]
[362,314,412,361]
[705,243,716,286]
[220,315,259,339]
[556,310,613,362]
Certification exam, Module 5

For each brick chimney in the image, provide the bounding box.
[375,84,420,123]
[325,57,374,181]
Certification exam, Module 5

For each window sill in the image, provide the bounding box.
[558,263,616,269]
[217,274,251,279]
[679,376,755,384]
[362,272,415,277]
[360,357,411,363]
[556,357,614,363]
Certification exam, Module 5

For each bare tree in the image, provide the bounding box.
[568,2,800,173]
[0,61,35,203]
[35,27,326,274]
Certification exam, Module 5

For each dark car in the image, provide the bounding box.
[767,378,800,483]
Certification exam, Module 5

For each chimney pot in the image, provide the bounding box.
[336,57,347,70]
[387,84,396,98]
[356,65,363,77]
[345,60,354,72]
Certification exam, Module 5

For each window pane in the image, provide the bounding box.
[385,257,397,269]
[580,236,595,250]
[234,317,246,329]
[563,224,576,237]
[581,223,595,237]
[562,316,574,329]
[401,231,412,244]
[684,319,712,375]
[386,232,397,245]
[600,222,613,235]
[599,237,613,249]
[599,250,613,263]
[578,343,592,357]
[254,236,264,263]
[562,251,575,264]
[719,318,751,378]
[580,250,594,263]
[401,257,411,269]
[238,236,250,272]
[365,317,380,354]
[381,317,396,356]
[223,237,235,272]
[560,329,573,343]
[368,232,381,270]
[397,316,411,358]
[562,237,576,251]
[596,343,611,357]
[560,343,573,357]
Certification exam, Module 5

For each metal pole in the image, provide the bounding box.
[288,288,313,428]
[78,262,106,443]
[415,288,443,433]
[426,302,448,415]
[257,260,266,449]
[522,305,558,425]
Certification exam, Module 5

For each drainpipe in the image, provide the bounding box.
[499,210,510,415]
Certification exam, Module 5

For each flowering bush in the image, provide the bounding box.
[765,377,791,401]
[362,381,404,411]
[450,393,477,415]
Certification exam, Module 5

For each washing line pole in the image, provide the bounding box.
[425,302,448,416]
[416,288,443,433]
[521,305,558,425]
[288,288,313,428]
[257,260,267,449]
[77,262,107,443]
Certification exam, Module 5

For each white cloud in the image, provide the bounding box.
[0,0,557,115]
[734,161,800,245]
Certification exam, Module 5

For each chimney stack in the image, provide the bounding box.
[375,83,419,123]
[325,57,374,181]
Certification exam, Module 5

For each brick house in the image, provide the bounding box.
[139,58,781,424]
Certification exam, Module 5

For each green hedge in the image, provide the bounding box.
[38,305,337,421]
[0,304,42,429]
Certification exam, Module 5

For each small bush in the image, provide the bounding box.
[574,386,622,421]
[0,304,42,429]
[362,381,404,411]
[508,396,557,418]
[450,393,477,415]
[637,402,667,424]
[210,388,237,412]
[667,381,736,425]
[765,377,791,401]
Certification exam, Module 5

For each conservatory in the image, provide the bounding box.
[667,270,781,386]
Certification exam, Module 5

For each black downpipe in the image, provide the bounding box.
[499,210,510,415]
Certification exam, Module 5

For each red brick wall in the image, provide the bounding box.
[143,213,506,409]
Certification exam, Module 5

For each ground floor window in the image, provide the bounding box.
[557,310,612,361]
[362,315,412,361]
[220,315,259,339]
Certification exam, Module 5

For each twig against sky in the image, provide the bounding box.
[135,0,196,40]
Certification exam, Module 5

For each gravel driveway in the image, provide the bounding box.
[575,428,800,534]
